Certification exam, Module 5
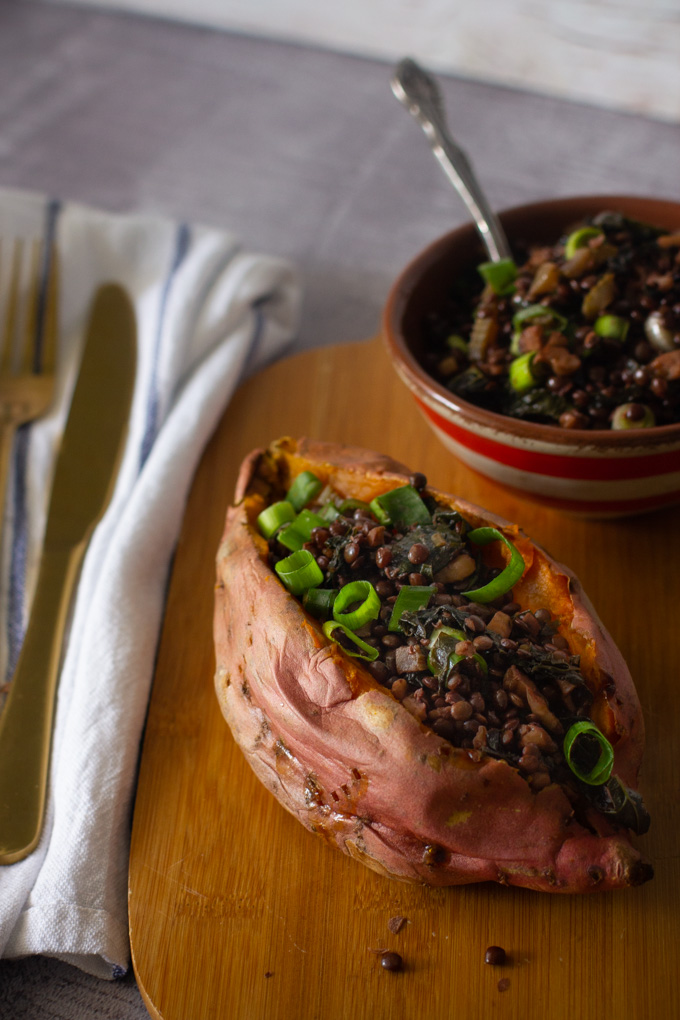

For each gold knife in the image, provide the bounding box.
[0,283,136,864]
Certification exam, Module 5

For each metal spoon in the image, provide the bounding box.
[391,57,512,263]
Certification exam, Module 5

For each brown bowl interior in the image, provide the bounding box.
[384,195,680,451]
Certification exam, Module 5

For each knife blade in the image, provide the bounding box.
[0,283,136,864]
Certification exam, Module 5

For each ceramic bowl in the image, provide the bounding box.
[382,195,680,518]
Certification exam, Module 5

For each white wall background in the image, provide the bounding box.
[45,0,680,121]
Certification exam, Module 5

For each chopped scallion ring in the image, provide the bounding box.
[322,620,379,661]
[333,580,381,631]
[387,585,436,632]
[338,498,372,515]
[511,304,568,333]
[257,500,295,539]
[303,587,337,619]
[274,549,323,595]
[369,485,432,527]
[278,508,326,551]
[319,502,340,523]
[447,650,488,674]
[426,625,468,675]
[611,402,655,430]
[286,471,322,511]
[563,721,614,786]
[446,334,468,354]
[462,527,525,604]
[509,351,537,393]
[432,625,468,643]
[594,314,629,341]
[564,226,603,259]
[478,257,518,296]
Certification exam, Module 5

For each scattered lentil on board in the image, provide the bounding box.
[485,946,507,966]
[380,952,403,972]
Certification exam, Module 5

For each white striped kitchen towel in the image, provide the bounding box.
[0,187,301,979]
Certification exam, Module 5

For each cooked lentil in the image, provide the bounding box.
[484,946,507,966]
[380,951,403,972]
[422,212,680,428]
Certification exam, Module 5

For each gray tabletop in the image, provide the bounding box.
[1,2,680,1017]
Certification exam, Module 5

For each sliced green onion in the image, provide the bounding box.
[338,498,372,515]
[427,629,488,678]
[432,624,467,643]
[610,402,656,430]
[509,351,538,393]
[387,585,436,632]
[296,508,326,535]
[511,304,567,353]
[274,549,323,595]
[564,226,603,259]
[563,721,614,786]
[369,500,390,525]
[322,620,379,661]
[462,527,525,604]
[257,500,295,539]
[447,650,488,674]
[278,508,326,551]
[286,471,322,512]
[509,331,522,356]
[332,580,381,631]
[426,625,467,674]
[446,334,468,354]
[369,485,431,527]
[319,502,340,522]
[594,314,629,341]
[512,304,568,332]
[478,258,518,295]
[277,527,305,552]
[303,587,337,618]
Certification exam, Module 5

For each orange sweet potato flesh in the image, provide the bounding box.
[214,437,652,893]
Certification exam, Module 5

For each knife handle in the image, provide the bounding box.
[0,539,85,864]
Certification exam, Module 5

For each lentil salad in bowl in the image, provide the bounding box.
[382,195,680,517]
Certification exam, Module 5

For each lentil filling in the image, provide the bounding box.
[260,471,650,835]
[422,211,680,429]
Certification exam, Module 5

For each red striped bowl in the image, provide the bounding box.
[382,195,680,518]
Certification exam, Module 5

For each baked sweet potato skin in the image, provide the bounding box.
[214,437,652,892]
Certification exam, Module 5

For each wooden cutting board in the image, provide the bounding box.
[128,337,679,1020]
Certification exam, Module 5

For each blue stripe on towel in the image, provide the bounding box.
[139,222,191,469]
[240,295,295,383]
[6,198,62,680]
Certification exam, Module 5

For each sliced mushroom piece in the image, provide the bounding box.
[644,311,676,352]
[527,261,560,299]
[434,552,476,583]
[581,272,616,321]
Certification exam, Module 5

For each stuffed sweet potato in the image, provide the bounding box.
[214,437,652,893]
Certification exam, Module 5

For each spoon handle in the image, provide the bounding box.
[391,58,513,263]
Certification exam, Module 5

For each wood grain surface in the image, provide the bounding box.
[128,337,679,1020]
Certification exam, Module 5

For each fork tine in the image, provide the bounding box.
[20,240,42,374]
[39,244,59,375]
[1,239,23,375]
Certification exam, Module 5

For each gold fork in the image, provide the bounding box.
[0,238,59,536]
